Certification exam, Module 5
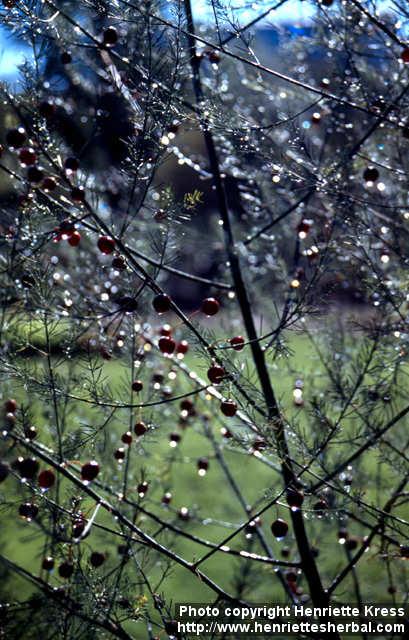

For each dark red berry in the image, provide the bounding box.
[103,26,118,46]
[72,517,87,538]
[132,380,143,392]
[160,325,172,336]
[197,457,209,471]
[207,364,225,384]
[19,148,37,166]
[388,585,397,594]
[208,50,220,64]
[42,556,55,571]
[230,335,245,351]
[271,518,288,539]
[58,561,74,578]
[158,336,176,355]
[180,399,195,415]
[6,127,26,148]
[162,492,172,504]
[68,231,81,246]
[80,460,100,482]
[0,461,10,482]
[4,398,17,413]
[401,47,409,63]
[152,293,172,313]
[220,399,237,417]
[71,187,85,203]
[19,502,38,520]
[39,100,56,119]
[24,425,37,440]
[14,456,39,480]
[27,166,44,183]
[286,571,298,583]
[281,547,290,558]
[64,157,79,172]
[137,481,149,495]
[134,421,147,436]
[114,447,126,461]
[90,551,106,567]
[97,235,115,254]
[297,220,311,236]
[287,489,304,509]
[400,545,409,558]
[313,498,328,513]
[345,537,359,551]
[112,255,126,270]
[3,0,17,8]
[168,122,179,134]
[363,166,379,182]
[201,297,220,316]
[176,340,189,354]
[42,177,57,191]
[178,507,190,521]
[38,469,56,489]
[169,432,181,445]
[60,51,72,64]
[121,431,133,445]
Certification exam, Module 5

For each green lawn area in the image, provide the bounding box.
[1,325,408,637]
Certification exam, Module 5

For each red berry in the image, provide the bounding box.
[159,336,176,355]
[286,571,298,583]
[103,26,118,46]
[42,177,57,191]
[162,492,172,504]
[14,456,39,480]
[68,231,81,247]
[39,100,56,119]
[401,47,409,63]
[27,166,44,183]
[19,502,38,520]
[3,0,17,8]
[137,480,149,495]
[97,236,115,254]
[112,255,126,270]
[90,551,106,567]
[19,147,37,166]
[230,336,245,351]
[121,431,133,445]
[42,556,54,571]
[134,421,147,436]
[297,220,311,236]
[80,460,100,482]
[178,507,190,521]
[197,457,209,471]
[160,325,172,336]
[313,498,328,513]
[220,399,237,417]
[132,380,143,392]
[346,537,359,551]
[207,364,225,384]
[24,425,37,440]
[58,561,74,578]
[201,297,220,316]
[400,545,409,558]
[169,432,181,445]
[71,186,85,203]
[180,399,195,415]
[363,166,379,182]
[271,518,288,539]
[286,488,304,509]
[176,340,189,354]
[60,51,72,64]
[38,469,56,489]
[64,157,79,172]
[6,127,26,148]
[4,398,17,413]
[152,293,172,313]
[208,50,220,64]
[114,447,126,461]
